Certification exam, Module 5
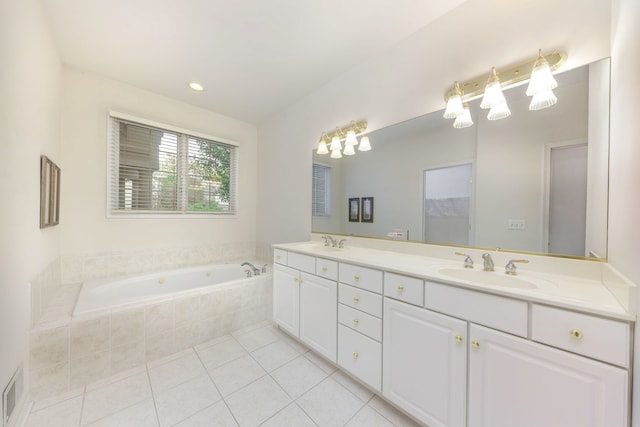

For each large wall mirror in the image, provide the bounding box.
[312,58,610,260]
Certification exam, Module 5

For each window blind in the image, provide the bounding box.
[108,114,237,215]
[312,163,330,216]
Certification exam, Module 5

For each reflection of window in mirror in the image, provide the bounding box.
[312,163,331,216]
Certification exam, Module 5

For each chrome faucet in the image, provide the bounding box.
[455,252,474,269]
[337,239,347,248]
[322,235,338,247]
[241,262,260,275]
[505,259,529,275]
[482,253,495,272]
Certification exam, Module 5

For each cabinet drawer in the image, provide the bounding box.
[384,272,424,306]
[531,304,631,368]
[338,324,382,391]
[287,252,316,274]
[425,281,528,337]
[339,284,382,318]
[339,263,383,294]
[316,258,338,281]
[273,249,287,265]
[339,303,382,341]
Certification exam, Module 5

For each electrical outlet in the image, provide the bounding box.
[508,219,526,230]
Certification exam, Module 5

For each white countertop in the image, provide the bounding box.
[274,241,636,322]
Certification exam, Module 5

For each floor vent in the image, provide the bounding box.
[3,364,23,427]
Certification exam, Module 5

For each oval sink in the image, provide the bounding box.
[438,268,539,289]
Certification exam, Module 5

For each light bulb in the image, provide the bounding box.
[329,135,342,151]
[487,102,511,120]
[443,81,464,119]
[343,145,356,155]
[330,148,342,159]
[453,104,474,128]
[529,90,557,110]
[358,135,371,151]
[316,139,329,155]
[480,68,506,109]
[345,129,358,146]
[527,50,558,96]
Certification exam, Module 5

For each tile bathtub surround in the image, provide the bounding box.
[25,322,422,427]
[30,257,62,326]
[29,274,273,400]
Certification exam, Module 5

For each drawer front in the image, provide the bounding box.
[316,258,338,281]
[338,325,382,391]
[287,252,316,274]
[425,281,528,337]
[273,249,287,265]
[531,304,631,368]
[339,303,382,341]
[339,283,383,318]
[339,263,383,294]
[384,272,424,306]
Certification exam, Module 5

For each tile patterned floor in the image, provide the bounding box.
[25,322,423,427]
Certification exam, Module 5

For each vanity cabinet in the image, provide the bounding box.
[273,262,337,362]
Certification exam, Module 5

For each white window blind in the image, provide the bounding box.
[108,114,237,215]
[312,163,331,216]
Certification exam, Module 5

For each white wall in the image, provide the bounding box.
[60,68,258,256]
[0,0,61,401]
[257,0,611,250]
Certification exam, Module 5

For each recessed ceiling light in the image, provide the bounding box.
[189,82,204,92]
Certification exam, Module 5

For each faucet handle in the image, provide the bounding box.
[321,235,331,246]
[338,239,347,248]
[262,264,268,273]
[454,252,474,269]
[505,259,529,275]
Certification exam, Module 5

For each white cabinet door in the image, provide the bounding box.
[300,272,337,362]
[468,324,629,427]
[383,298,467,427]
[273,264,300,336]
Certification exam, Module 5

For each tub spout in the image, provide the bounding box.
[241,262,260,275]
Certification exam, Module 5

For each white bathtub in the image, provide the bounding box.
[74,262,266,316]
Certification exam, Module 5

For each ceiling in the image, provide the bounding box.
[40,0,469,124]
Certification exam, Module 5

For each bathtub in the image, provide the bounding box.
[74,262,266,316]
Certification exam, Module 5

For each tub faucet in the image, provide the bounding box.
[482,253,495,272]
[241,262,260,275]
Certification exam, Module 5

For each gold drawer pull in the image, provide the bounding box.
[353,296,360,304]
[354,275,360,282]
[322,266,328,273]
[397,284,405,293]
[455,335,463,343]
[472,340,480,349]
[353,318,360,326]
[570,329,583,340]
[353,352,359,360]
[293,277,298,283]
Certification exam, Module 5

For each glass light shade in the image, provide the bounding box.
[487,102,511,120]
[343,144,356,155]
[358,135,371,151]
[316,140,329,155]
[526,52,558,96]
[453,104,474,128]
[480,68,505,109]
[529,89,558,110]
[345,129,358,146]
[329,135,342,151]
[443,94,464,119]
[330,148,342,159]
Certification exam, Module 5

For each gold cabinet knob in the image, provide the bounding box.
[472,340,480,349]
[354,275,360,282]
[353,352,359,360]
[353,296,360,304]
[397,284,405,293]
[322,266,328,273]
[353,318,360,326]
[455,335,463,343]
[293,277,298,283]
[570,329,583,340]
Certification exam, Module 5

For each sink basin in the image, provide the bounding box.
[438,268,540,289]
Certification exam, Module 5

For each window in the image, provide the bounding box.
[312,163,331,216]
[108,113,237,215]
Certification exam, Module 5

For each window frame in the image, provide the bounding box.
[312,162,331,217]
[107,111,239,218]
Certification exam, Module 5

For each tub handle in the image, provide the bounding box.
[245,269,253,278]
[262,264,268,273]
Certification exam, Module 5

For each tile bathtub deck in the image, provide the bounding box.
[25,322,422,427]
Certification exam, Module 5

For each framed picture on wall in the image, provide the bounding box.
[348,198,360,222]
[40,155,60,228]
[361,197,374,223]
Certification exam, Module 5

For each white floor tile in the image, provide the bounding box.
[251,340,299,372]
[173,400,238,427]
[208,354,267,396]
[297,377,365,427]
[148,350,206,393]
[25,395,83,427]
[81,371,152,425]
[232,325,280,352]
[331,370,375,403]
[271,354,328,399]
[30,387,84,412]
[260,402,316,427]
[197,337,248,370]
[225,376,291,427]
[303,350,337,375]
[154,375,222,426]
[84,398,158,427]
[346,405,397,427]
[368,396,422,427]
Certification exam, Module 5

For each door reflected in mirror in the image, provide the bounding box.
[312,59,610,260]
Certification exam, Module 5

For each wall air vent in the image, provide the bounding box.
[3,364,23,427]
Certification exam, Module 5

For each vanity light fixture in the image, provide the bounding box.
[443,49,567,128]
[443,81,464,119]
[316,120,371,158]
